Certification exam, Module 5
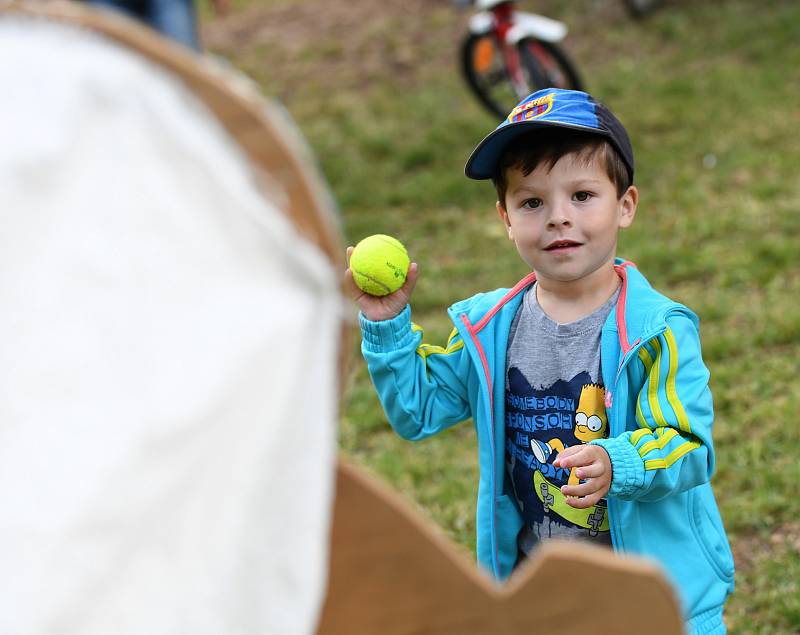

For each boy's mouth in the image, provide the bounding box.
[544,239,582,251]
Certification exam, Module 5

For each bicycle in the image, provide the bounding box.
[456,0,583,120]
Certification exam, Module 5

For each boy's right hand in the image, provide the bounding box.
[344,246,419,322]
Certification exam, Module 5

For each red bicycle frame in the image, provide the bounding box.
[490,2,528,99]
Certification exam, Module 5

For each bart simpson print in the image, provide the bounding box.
[530,384,608,485]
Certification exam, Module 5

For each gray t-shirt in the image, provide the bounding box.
[505,283,620,556]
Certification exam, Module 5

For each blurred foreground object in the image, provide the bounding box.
[0,2,342,634]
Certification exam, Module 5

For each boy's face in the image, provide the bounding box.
[496,152,637,287]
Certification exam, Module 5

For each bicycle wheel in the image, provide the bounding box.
[461,33,583,120]
[517,37,583,94]
[461,32,519,120]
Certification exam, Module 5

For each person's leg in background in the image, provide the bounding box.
[83,0,200,51]
[84,0,149,23]
[147,0,200,51]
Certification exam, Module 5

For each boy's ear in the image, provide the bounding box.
[496,201,513,239]
[618,185,638,229]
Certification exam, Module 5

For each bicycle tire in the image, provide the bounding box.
[461,33,583,121]
[461,32,517,120]
[517,37,583,94]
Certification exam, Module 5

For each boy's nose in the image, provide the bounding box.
[546,203,573,229]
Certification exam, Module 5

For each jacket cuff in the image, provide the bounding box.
[591,436,645,498]
[360,305,416,353]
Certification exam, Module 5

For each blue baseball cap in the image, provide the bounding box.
[465,88,634,183]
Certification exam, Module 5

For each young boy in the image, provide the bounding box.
[345,89,734,635]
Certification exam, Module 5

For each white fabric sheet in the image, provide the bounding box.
[0,17,339,635]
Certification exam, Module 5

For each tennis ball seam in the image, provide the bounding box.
[375,236,407,256]
[351,271,392,295]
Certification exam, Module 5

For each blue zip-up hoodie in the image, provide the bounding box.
[360,260,734,635]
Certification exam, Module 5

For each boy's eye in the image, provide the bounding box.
[573,191,592,202]
[521,198,542,210]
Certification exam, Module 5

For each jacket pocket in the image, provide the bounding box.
[689,488,735,582]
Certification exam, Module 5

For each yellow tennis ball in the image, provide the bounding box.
[350,234,410,296]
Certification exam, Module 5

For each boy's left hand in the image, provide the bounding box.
[553,445,612,509]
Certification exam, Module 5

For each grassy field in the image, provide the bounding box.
[205,1,800,631]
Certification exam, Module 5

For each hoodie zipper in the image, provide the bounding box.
[459,312,501,576]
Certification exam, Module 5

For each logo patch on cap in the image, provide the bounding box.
[507,92,554,123]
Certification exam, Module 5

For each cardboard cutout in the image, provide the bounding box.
[318,459,685,635]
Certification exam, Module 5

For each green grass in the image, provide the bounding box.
[207,1,800,630]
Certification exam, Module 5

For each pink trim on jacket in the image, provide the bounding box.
[473,272,537,332]
[471,263,635,354]
[460,314,493,409]
[613,261,637,355]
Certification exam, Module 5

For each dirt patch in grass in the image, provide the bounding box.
[202,0,469,95]
[201,0,716,103]
[732,523,800,571]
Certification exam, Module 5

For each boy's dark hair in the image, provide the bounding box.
[493,128,631,206]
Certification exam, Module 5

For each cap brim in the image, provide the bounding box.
[464,120,615,180]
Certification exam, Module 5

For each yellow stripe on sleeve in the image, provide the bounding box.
[638,346,654,370]
[632,331,699,467]
[637,427,679,458]
[644,439,701,470]
[647,339,669,427]
[636,346,656,429]
[446,327,459,347]
[663,327,692,434]
[414,326,464,360]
